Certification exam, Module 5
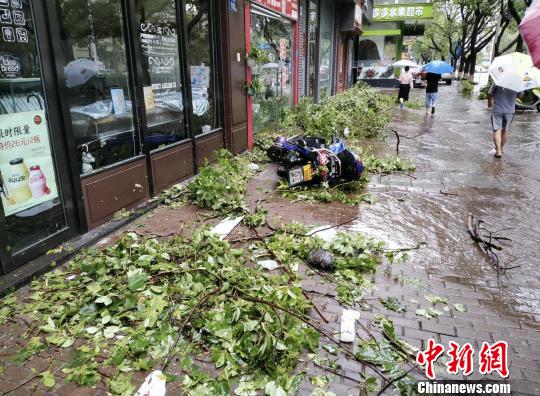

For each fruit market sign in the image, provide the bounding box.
[373,4,433,21]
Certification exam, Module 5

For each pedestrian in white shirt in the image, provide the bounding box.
[397,66,414,109]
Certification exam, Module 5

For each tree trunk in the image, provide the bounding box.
[468,52,477,81]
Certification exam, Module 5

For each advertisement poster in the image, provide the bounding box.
[140,23,180,109]
[0,110,59,216]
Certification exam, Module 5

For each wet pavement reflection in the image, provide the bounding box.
[349,85,540,387]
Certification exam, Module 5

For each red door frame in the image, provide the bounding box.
[244,2,299,150]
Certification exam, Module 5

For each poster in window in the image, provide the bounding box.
[111,88,127,115]
[143,86,155,111]
[0,110,59,216]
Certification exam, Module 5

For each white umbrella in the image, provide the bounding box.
[393,60,418,68]
[489,53,540,92]
[64,58,98,88]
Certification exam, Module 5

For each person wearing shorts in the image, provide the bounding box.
[425,72,441,114]
[488,84,521,158]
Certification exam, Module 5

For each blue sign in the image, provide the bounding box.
[229,0,237,13]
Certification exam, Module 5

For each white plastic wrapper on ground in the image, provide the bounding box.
[210,216,244,240]
[340,309,360,343]
[135,370,167,396]
[306,225,338,242]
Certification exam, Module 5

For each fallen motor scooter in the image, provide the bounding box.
[267,135,364,187]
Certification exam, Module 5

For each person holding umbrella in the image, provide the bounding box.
[488,84,521,158]
[393,60,417,109]
[488,53,540,158]
[397,66,414,109]
[421,61,454,115]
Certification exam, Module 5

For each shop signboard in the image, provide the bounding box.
[253,0,282,14]
[372,4,433,21]
[284,0,298,20]
[253,0,298,20]
[0,110,59,216]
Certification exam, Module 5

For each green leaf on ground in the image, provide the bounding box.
[380,297,407,313]
[454,303,466,312]
[425,294,448,305]
[40,370,56,388]
[127,268,149,291]
[416,308,443,319]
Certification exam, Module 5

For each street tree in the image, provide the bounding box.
[494,0,533,57]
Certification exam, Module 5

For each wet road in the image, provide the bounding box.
[350,85,540,391]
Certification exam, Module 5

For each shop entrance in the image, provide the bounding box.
[0,1,79,273]
[49,0,223,229]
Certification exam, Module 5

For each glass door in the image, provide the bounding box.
[134,0,188,152]
[250,8,295,134]
[0,0,76,272]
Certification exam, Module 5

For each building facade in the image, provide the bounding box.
[355,0,433,86]
[0,0,251,276]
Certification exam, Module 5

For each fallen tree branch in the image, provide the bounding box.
[2,360,53,395]
[162,286,221,371]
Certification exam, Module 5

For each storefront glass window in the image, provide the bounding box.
[55,0,138,175]
[250,10,294,134]
[136,0,186,151]
[185,0,218,136]
[358,36,397,79]
[318,0,334,98]
[306,0,318,98]
[0,1,67,253]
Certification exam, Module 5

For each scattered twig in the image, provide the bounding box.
[1,360,53,395]
[467,214,520,276]
[390,128,401,156]
[302,290,330,323]
[376,364,418,396]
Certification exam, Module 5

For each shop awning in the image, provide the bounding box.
[362,29,401,37]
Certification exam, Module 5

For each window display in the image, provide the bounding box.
[306,0,318,98]
[318,0,334,97]
[0,1,67,253]
[185,0,218,135]
[250,10,294,134]
[55,0,138,174]
[136,0,187,151]
[357,36,398,80]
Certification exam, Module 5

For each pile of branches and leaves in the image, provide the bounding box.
[459,80,475,96]
[277,178,374,205]
[159,149,255,215]
[362,154,416,176]
[186,150,253,214]
[257,224,410,307]
[280,82,394,141]
[2,227,322,395]
[0,218,424,394]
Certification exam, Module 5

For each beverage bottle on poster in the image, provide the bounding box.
[7,158,32,205]
[28,165,51,199]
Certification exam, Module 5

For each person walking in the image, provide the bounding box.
[397,66,414,109]
[488,84,522,158]
[425,72,441,114]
